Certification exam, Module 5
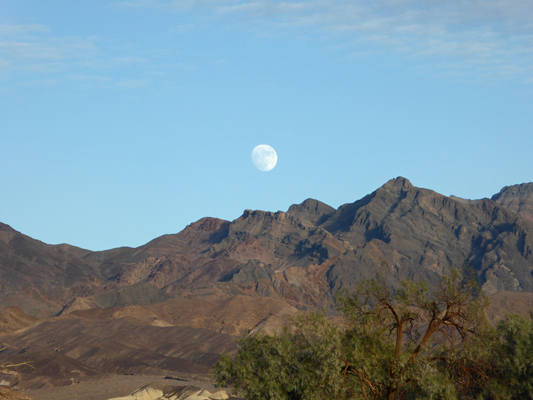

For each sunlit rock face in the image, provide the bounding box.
[492,182,533,224]
[107,383,239,400]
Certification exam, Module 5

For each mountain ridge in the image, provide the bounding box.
[1,177,533,316]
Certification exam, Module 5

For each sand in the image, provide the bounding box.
[25,374,220,400]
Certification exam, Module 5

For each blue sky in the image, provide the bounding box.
[1,0,532,251]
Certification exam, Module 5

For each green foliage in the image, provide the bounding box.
[478,313,533,400]
[337,268,490,400]
[498,313,533,398]
[213,312,346,400]
[214,269,533,400]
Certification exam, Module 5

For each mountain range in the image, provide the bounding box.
[1,177,533,317]
[1,177,533,398]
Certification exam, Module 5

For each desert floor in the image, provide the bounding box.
[24,374,219,400]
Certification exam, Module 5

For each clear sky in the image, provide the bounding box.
[1,0,532,251]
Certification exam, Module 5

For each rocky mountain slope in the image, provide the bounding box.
[319,178,533,296]
[2,178,533,317]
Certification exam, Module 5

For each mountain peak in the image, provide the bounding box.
[492,182,533,223]
[380,177,414,192]
[0,222,16,232]
[187,217,229,233]
[492,182,533,201]
[287,198,335,225]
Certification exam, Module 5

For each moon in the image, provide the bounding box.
[251,144,277,172]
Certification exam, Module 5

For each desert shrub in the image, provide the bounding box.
[214,312,345,400]
[214,269,514,400]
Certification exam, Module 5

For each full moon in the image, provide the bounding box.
[251,144,278,172]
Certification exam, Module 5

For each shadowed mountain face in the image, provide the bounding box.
[1,178,533,317]
[320,178,533,295]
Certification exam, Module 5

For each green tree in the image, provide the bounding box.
[479,313,533,400]
[337,269,491,400]
[214,269,493,400]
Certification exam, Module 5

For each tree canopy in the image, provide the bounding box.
[214,269,533,400]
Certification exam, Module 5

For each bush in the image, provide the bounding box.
[214,312,345,400]
[214,269,512,400]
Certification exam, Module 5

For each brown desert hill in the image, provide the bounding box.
[57,282,171,316]
[492,182,533,224]
[0,314,238,389]
[0,295,300,390]
[94,218,231,283]
[0,222,109,316]
[122,295,300,336]
[0,307,37,335]
[59,295,300,336]
[0,222,177,316]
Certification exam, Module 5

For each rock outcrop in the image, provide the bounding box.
[492,182,533,223]
[108,384,240,400]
